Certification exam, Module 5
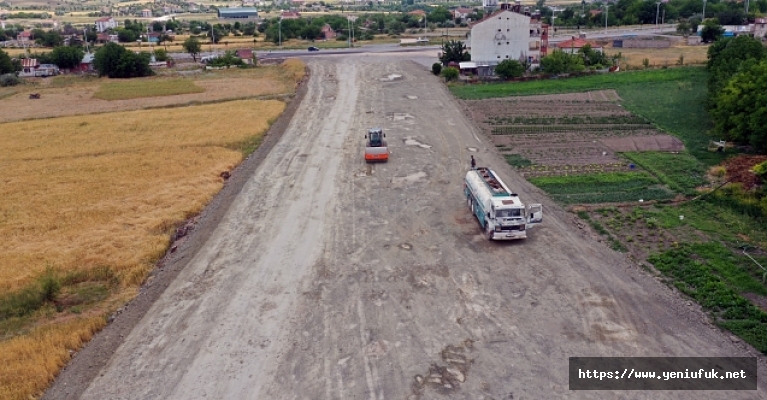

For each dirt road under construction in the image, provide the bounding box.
[46,54,765,399]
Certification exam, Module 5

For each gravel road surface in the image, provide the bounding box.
[46,53,765,399]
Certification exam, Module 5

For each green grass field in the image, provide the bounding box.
[649,242,767,353]
[529,171,674,204]
[92,78,206,101]
[623,152,707,195]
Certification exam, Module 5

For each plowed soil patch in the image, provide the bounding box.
[723,155,767,190]
[601,135,685,152]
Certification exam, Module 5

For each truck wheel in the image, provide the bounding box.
[486,225,494,241]
[467,197,472,210]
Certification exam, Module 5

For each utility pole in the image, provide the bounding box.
[655,2,661,30]
[279,17,282,48]
[702,0,707,19]
[604,5,609,33]
[550,8,555,38]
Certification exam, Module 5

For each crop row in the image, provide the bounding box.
[491,124,653,135]
[622,152,707,195]
[486,115,649,126]
[529,171,675,204]
[548,189,675,204]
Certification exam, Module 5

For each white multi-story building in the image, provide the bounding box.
[95,17,117,32]
[467,6,548,74]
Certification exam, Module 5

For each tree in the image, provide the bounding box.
[439,40,470,65]
[711,59,767,152]
[717,10,745,25]
[427,6,452,24]
[117,28,138,43]
[152,21,164,32]
[183,37,202,61]
[578,44,609,68]
[34,30,63,47]
[700,19,724,43]
[93,42,153,78]
[209,25,226,43]
[51,46,84,70]
[494,59,524,79]
[676,20,692,36]
[301,25,321,40]
[540,50,585,74]
[431,62,442,75]
[0,48,16,74]
[440,66,459,81]
[707,35,766,97]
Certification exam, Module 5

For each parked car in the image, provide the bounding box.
[308,46,320,51]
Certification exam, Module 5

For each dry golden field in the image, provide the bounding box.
[0,59,304,400]
[608,44,710,69]
[0,63,299,123]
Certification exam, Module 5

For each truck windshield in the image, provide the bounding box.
[496,209,522,218]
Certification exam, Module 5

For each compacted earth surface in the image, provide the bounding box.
[45,53,765,399]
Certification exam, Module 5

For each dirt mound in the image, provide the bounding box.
[723,155,767,190]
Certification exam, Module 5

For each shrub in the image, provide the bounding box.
[0,73,20,87]
[431,62,442,75]
[207,51,245,68]
[494,59,524,79]
[441,66,459,81]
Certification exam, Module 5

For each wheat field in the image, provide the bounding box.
[0,93,289,399]
[0,99,285,291]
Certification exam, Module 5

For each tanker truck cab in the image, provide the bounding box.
[464,167,542,240]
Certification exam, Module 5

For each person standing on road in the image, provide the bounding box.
[470,155,476,170]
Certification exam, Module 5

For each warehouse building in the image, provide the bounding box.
[218,7,259,19]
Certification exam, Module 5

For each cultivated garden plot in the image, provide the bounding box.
[463,90,685,178]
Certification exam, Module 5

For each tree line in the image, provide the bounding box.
[540,0,767,30]
[706,35,767,152]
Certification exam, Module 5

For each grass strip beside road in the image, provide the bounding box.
[93,78,206,100]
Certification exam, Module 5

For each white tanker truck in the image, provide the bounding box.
[464,167,542,240]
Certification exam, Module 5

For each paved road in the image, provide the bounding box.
[52,54,764,399]
[173,26,679,62]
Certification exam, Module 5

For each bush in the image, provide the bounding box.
[431,62,442,75]
[494,59,524,79]
[154,48,169,62]
[0,73,20,87]
[441,66,459,81]
[207,51,245,68]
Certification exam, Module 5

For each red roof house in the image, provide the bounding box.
[321,23,336,40]
[281,11,300,19]
[556,37,603,53]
